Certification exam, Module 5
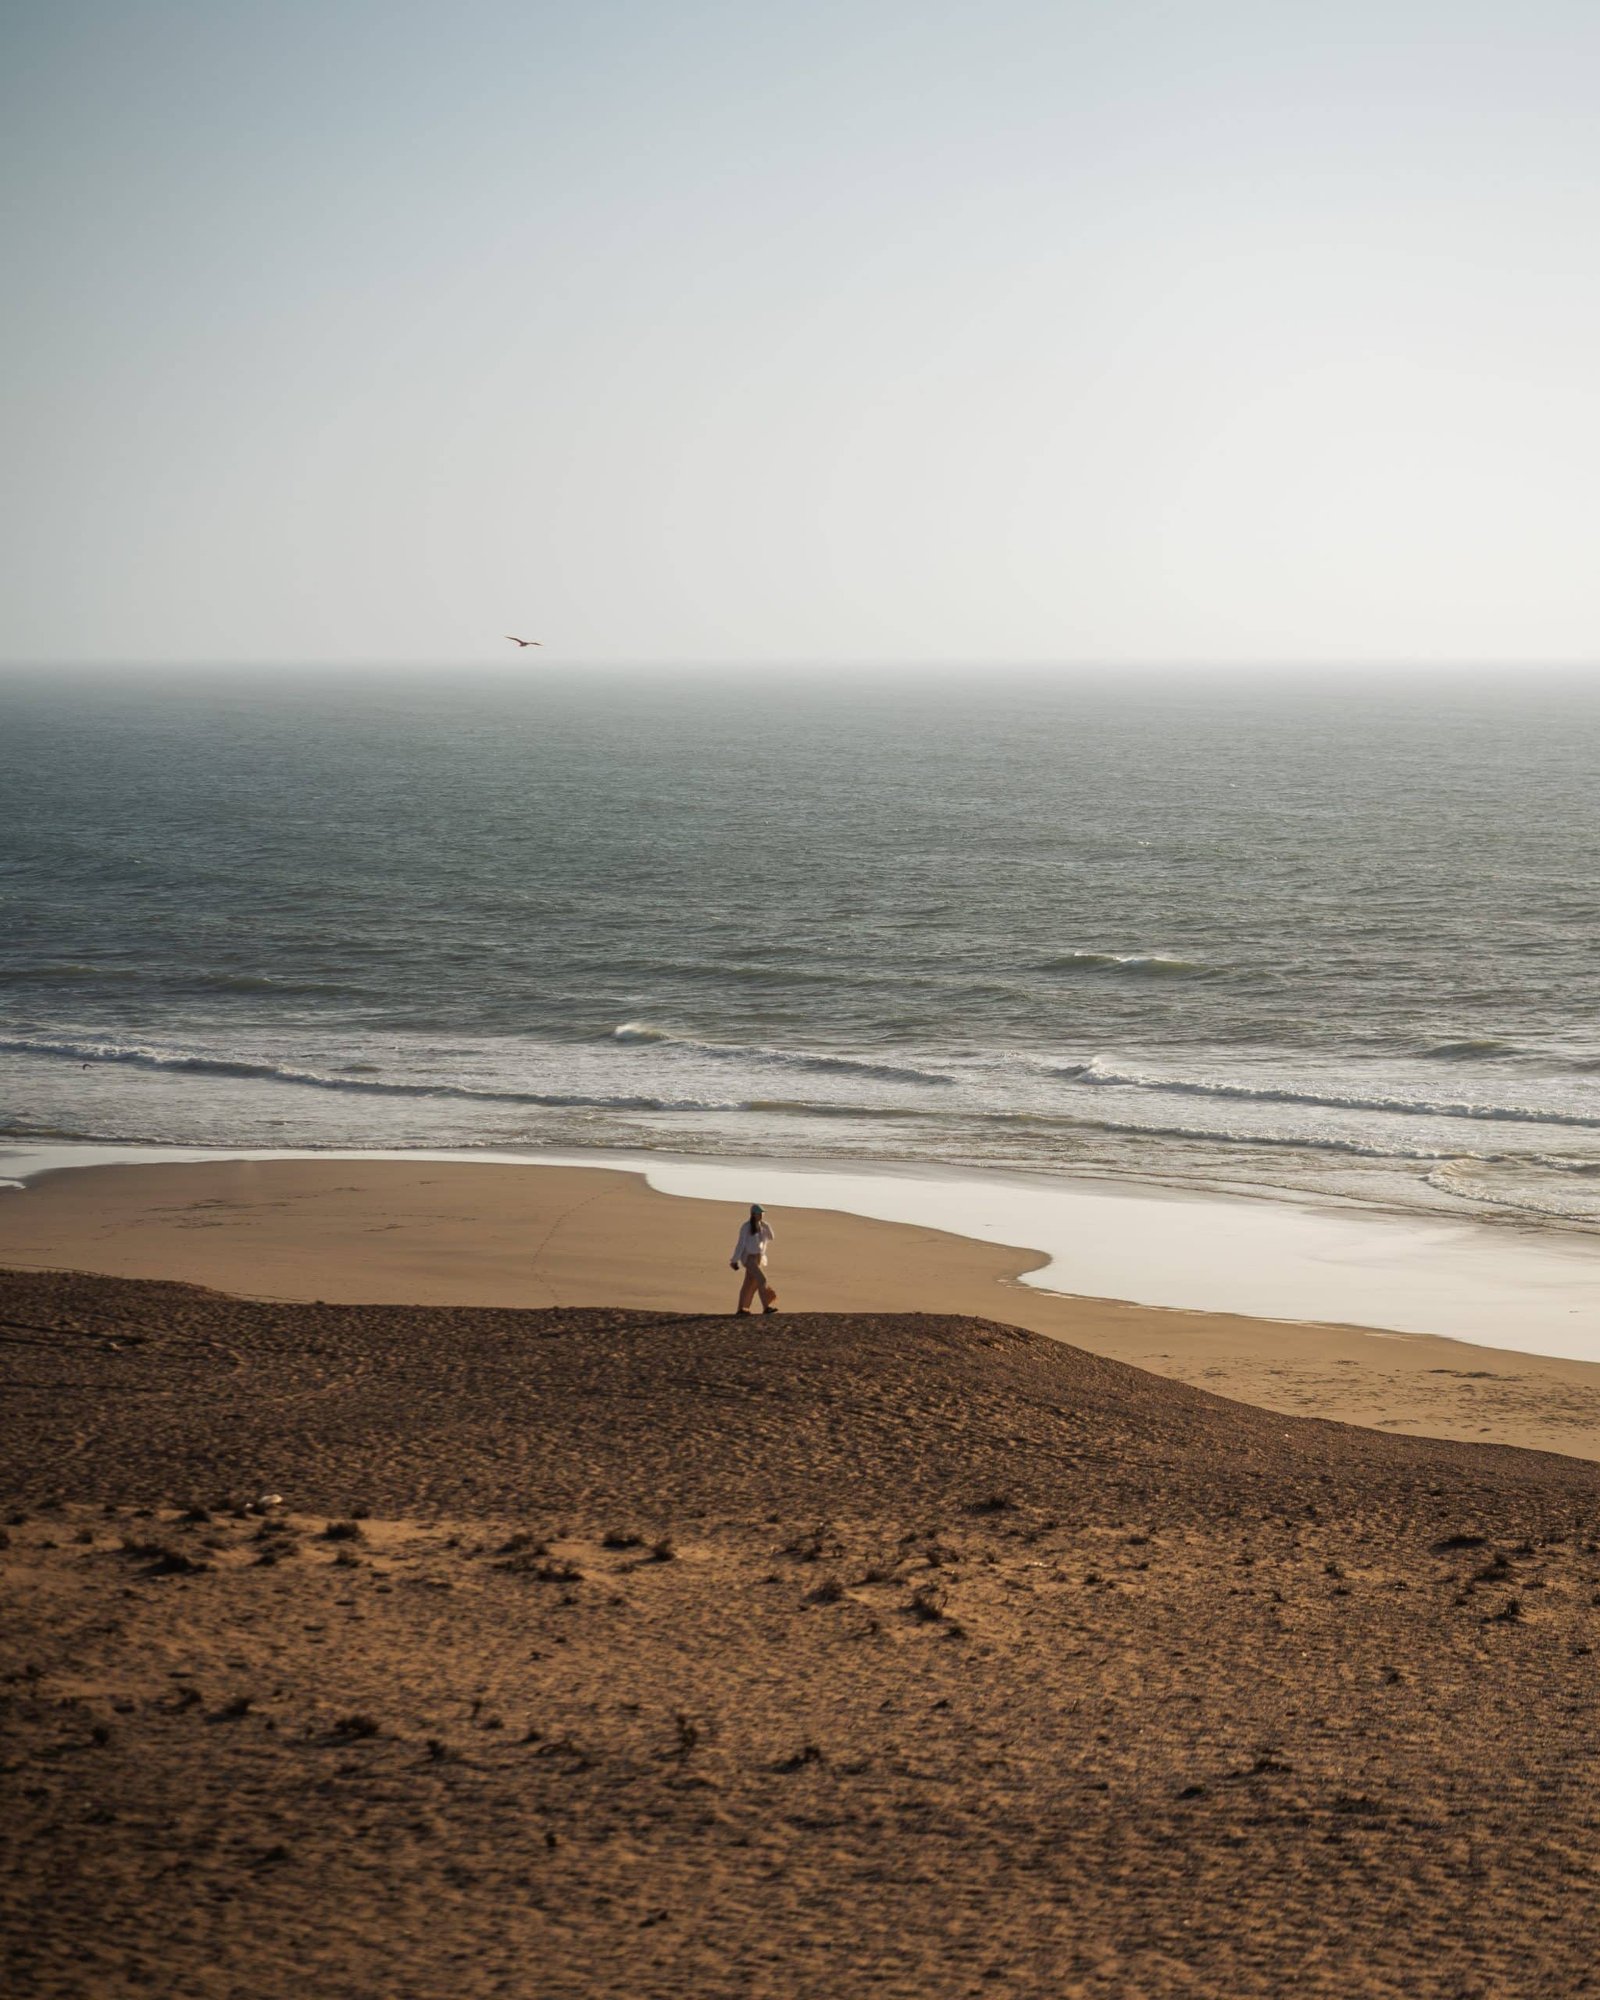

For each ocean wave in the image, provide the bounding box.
[1066,1115,1457,1162]
[787,1050,954,1085]
[179,971,373,997]
[966,1103,1460,1160]
[744,1099,948,1122]
[1062,1057,1600,1132]
[1425,1161,1600,1227]
[608,1022,953,1087]
[633,957,877,989]
[1,964,369,999]
[1033,951,1209,978]
[11,1020,952,1106]
[4,963,146,984]
[0,1034,739,1114]
[1419,1038,1523,1061]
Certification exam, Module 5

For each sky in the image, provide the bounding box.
[3,0,1599,668]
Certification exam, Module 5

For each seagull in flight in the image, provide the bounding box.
[505,635,542,648]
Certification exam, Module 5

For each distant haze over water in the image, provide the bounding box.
[3,667,1598,1231]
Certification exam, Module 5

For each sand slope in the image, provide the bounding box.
[8,1157,1600,1463]
[5,1268,1600,1998]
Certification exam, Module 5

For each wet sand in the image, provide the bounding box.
[5,1155,1600,1460]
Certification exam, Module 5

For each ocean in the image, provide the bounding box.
[3,666,1599,1233]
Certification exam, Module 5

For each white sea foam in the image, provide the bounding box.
[1064,1055,1600,1132]
[611,1021,672,1043]
[0,1033,742,1114]
[10,1029,1600,1152]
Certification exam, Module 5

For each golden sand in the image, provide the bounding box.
[4,1156,1600,1460]
[4,1262,1600,1997]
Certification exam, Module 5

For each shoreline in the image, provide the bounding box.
[5,1143,1600,1462]
[6,1136,1600,1354]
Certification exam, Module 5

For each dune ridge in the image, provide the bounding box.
[5,1267,1600,1997]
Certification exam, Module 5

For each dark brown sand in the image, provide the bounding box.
[5,1266,1600,1998]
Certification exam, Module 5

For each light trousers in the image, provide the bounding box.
[737,1257,777,1312]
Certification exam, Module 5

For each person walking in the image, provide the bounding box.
[730,1203,779,1315]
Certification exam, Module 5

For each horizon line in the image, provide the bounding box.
[3,656,1600,674]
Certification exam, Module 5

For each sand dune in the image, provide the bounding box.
[5,1266,1600,1997]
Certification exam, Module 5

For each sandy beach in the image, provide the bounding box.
[6,1254,1600,1997]
[7,1157,1600,1996]
[4,1154,1600,1461]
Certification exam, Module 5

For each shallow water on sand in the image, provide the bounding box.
[3,666,1599,1231]
[5,1142,1600,1357]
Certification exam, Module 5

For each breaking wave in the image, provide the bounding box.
[1034,951,1209,978]
[1426,1159,1600,1225]
[1061,1057,1600,1132]
[0,1034,738,1114]
[1419,1039,1523,1061]
[608,1023,952,1087]
[5,965,369,998]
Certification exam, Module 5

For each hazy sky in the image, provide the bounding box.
[4,1,1599,666]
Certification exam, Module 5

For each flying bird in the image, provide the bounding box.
[505,635,542,648]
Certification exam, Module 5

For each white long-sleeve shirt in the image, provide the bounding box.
[732,1220,773,1267]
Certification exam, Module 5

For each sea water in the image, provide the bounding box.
[2,665,1598,1234]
